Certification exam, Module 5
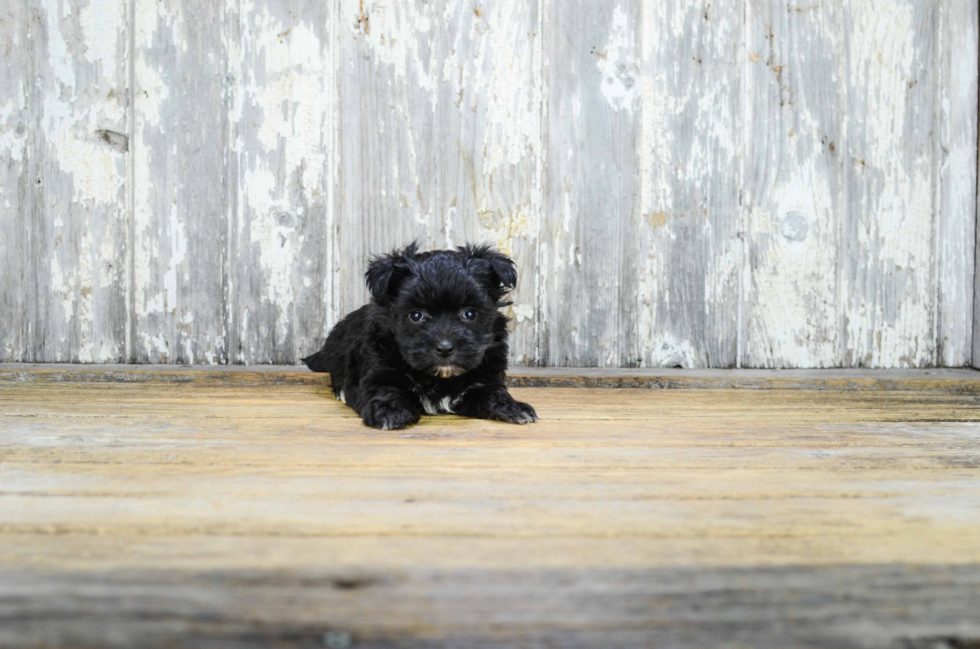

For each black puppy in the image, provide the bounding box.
[303,242,537,430]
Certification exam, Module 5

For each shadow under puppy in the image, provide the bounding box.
[303,242,537,430]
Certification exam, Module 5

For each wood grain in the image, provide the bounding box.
[2,372,980,646]
[0,2,978,368]
[742,0,841,368]
[335,0,543,366]
[6,364,980,392]
[232,0,336,365]
[130,0,231,364]
[638,0,740,369]
[0,0,32,362]
[973,0,980,370]
[939,0,978,366]
[31,0,130,362]
[0,565,978,649]
[842,0,941,368]
[541,0,639,366]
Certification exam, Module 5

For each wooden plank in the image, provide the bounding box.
[1,565,978,649]
[130,0,233,364]
[230,0,337,364]
[1,380,980,646]
[973,3,980,370]
[841,0,940,367]
[441,0,544,367]
[742,1,842,368]
[2,0,977,369]
[6,365,980,392]
[0,0,32,362]
[637,0,740,368]
[3,385,980,555]
[5,380,980,422]
[939,0,978,366]
[335,0,444,320]
[540,0,638,366]
[334,0,543,366]
[31,0,130,362]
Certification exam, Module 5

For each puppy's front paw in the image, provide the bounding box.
[361,400,420,430]
[489,399,538,425]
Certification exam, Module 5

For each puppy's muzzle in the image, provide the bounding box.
[433,365,465,379]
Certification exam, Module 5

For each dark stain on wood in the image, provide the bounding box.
[94,129,129,153]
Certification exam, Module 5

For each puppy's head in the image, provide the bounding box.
[366,242,516,378]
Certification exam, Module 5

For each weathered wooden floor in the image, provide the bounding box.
[1,368,980,648]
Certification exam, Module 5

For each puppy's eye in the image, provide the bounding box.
[461,309,477,321]
[409,310,424,322]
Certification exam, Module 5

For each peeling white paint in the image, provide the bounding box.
[28,0,129,363]
[231,4,338,360]
[246,14,328,205]
[140,332,170,361]
[479,0,542,172]
[49,254,75,329]
[42,0,76,89]
[639,4,675,217]
[0,98,27,163]
[79,0,125,80]
[649,333,699,368]
[844,0,935,367]
[134,57,169,130]
[39,0,126,211]
[637,1,735,367]
[4,0,976,369]
[596,5,638,113]
[355,1,440,105]
[163,201,187,315]
[41,98,125,206]
[76,231,94,360]
[242,167,297,323]
[512,303,534,323]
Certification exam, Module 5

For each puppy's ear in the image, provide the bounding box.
[461,243,517,299]
[365,242,418,305]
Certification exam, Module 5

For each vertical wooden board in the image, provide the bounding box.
[231,0,337,364]
[540,0,638,367]
[842,0,939,367]
[131,0,232,364]
[32,0,129,362]
[334,0,446,329]
[637,0,740,369]
[741,1,841,368]
[334,1,543,366]
[976,8,980,369]
[940,0,978,366]
[438,0,544,367]
[0,0,32,362]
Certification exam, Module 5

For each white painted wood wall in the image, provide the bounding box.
[0,0,977,368]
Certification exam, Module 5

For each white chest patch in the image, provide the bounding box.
[419,393,462,415]
[420,396,439,416]
[438,396,455,414]
[412,379,481,416]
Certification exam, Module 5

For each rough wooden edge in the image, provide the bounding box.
[974,27,980,369]
[974,22,980,369]
[3,365,980,391]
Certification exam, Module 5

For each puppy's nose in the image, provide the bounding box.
[436,340,455,357]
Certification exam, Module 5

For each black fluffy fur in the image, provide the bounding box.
[303,242,537,430]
